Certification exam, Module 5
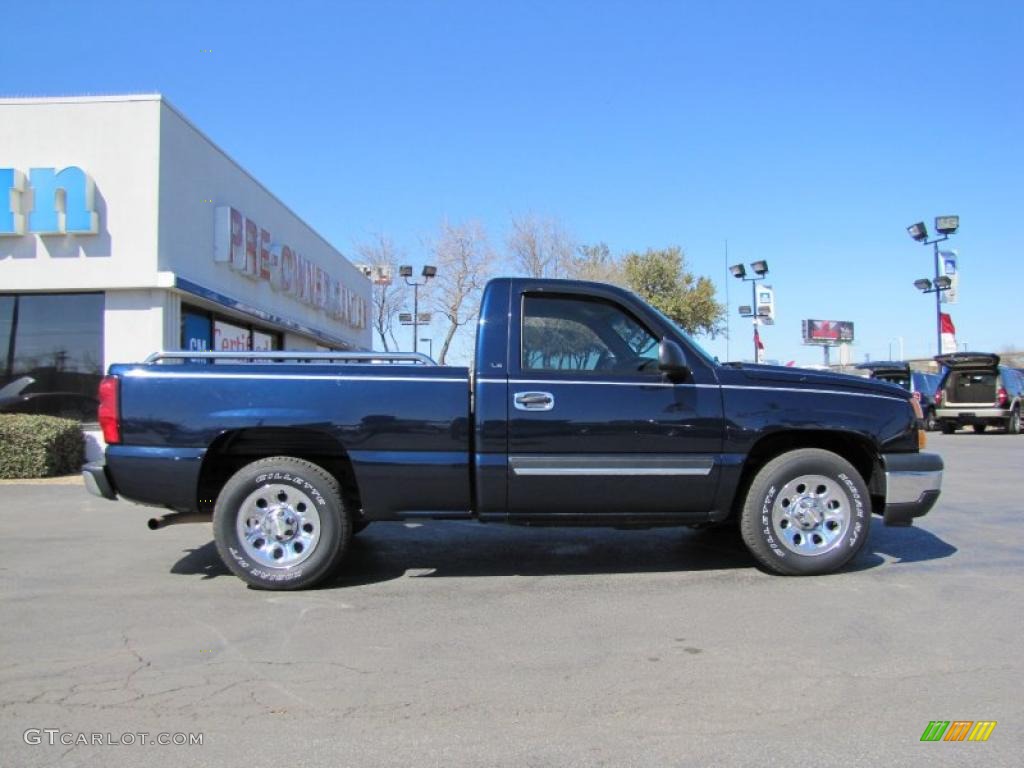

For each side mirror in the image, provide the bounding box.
[658,338,690,379]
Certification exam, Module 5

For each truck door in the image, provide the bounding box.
[503,289,723,519]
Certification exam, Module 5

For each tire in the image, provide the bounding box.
[924,408,938,432]
[1008,408,1021,435]
[941,422,956,435]
[739,448,870,576]
[213,456,351,590]
[972,424,987,434]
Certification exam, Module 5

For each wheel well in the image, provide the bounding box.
[731,430,880,518]
[196,428,362,516]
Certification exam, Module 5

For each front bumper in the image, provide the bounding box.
[881,452,943,526]
[82,461,117,500]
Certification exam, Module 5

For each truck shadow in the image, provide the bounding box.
[169,520,957,587]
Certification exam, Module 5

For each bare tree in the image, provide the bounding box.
[506,214,576,278]
[567,242,623,284]
[355,233,408,351]
[427,220,496,364]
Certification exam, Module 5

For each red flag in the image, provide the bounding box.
[940,313,955,335]
[754,327,764,350]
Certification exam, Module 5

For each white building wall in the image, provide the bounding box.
[0,96,161,291]
[156,101,371,350]
[103,289,178,366]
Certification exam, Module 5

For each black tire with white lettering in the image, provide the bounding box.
[739,448,870,576]
[213,457,351,590]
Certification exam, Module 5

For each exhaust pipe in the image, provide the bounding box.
[148,512,212,530]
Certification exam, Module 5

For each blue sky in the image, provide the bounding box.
[6,0,1022,365]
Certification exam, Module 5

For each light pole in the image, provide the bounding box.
[730,260,770,362]
[399,264,437,354]
[907,216,958,356]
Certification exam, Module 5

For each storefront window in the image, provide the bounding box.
[0,293,104,422]
[181,304,281,357]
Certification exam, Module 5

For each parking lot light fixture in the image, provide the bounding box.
[402,265,438,354]
[732,261,771,361]
[906,215,958,355]
[934,215,959,235]
[907,222,929,242]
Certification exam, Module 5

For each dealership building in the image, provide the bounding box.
[1,94,371,426]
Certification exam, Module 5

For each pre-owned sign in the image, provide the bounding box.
[214,206,367,331]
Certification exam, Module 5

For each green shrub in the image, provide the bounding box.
[0,414,85,478]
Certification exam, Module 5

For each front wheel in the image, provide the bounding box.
[941,422,956,435]
[923,407,938,432]
[972,424,987,434]
[739,448,870,576]
[213,456,351,590]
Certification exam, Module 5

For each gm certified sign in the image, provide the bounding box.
[0,166,99,235]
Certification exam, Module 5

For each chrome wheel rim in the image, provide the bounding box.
[771,474,849,556]
[236,484,321,568]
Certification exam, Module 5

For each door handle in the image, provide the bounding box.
[514,391,555,411]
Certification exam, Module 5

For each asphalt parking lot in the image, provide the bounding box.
[2,432,1021,767]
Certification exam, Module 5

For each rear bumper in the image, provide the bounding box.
[82,462,117,500]
[935,407,1006,423]
[881,452,943,526]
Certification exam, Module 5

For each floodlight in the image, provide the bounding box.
[934,215,959,235]
[422,265,438,278]
[935,275,952,289]
[751,260,769,276]
[730,264,747,279]
[399,265,413,278]
[913,278,932,291]
[907,222,928,242]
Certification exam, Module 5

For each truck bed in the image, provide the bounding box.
[106,361,472,517]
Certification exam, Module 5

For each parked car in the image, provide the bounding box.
[84,278,943,589]
[0,376,99,422]
[933,353,1024,434]
[855,362,942,431]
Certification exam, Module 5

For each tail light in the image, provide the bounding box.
[934,389,943,406]
[997,387,1008,407]
[912,391,921,402]
[98,375,121,444]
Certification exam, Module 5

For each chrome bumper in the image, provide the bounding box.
[881,452,943,526]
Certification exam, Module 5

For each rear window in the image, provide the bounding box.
[947,370,997,402]
[875,372,910,389]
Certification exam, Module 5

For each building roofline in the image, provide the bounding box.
[0,92,361,270]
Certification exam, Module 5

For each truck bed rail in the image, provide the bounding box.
[143,351,437,365]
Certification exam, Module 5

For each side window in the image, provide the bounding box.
[522,295,660,373]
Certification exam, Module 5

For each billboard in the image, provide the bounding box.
[802,319,854,345]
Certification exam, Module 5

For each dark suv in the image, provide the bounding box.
[933,353,1024,434]
[855,362,942,431]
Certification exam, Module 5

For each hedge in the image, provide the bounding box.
[0,414,85,479]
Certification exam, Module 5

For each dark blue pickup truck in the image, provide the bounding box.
[85,278,943,589]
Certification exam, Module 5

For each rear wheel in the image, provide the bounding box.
[972,424,987,434]
[739,448,870,576]
[213,456,351,590]
[941,422,956,434]
[1008,408,1021,435]
[923,407,938,432]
